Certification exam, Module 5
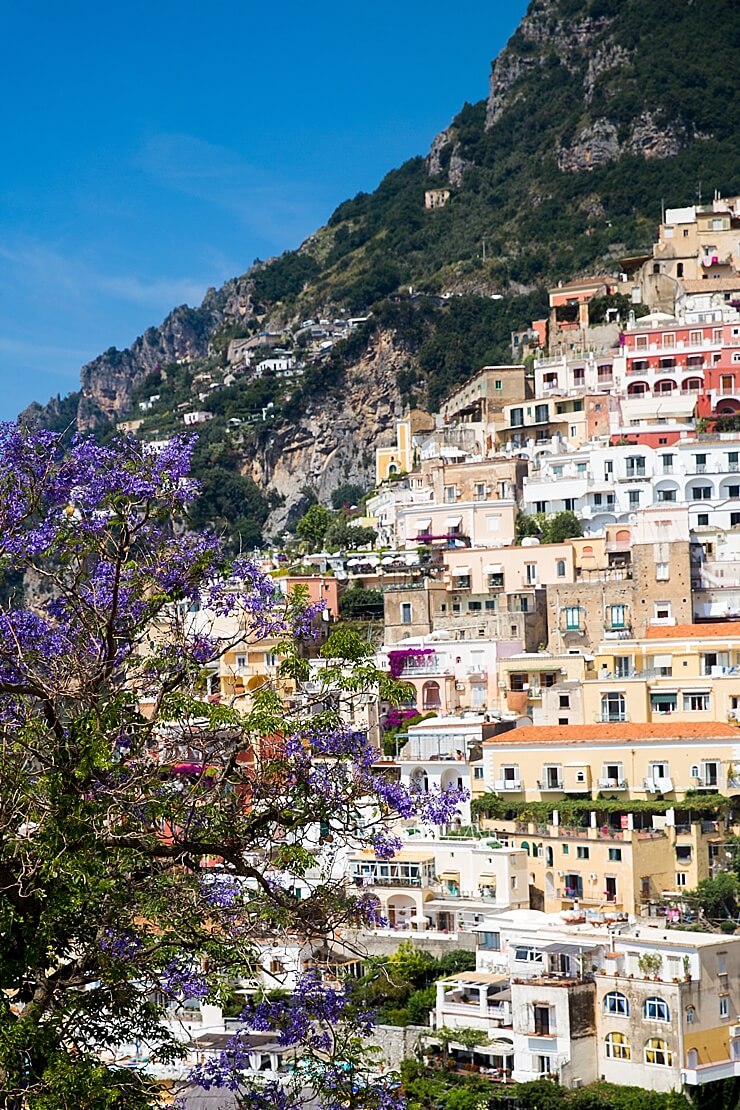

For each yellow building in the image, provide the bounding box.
[588,622,740,728]
[375,411,435,485]
[480,720,740,804]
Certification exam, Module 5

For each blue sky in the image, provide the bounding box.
[0,1,528,419]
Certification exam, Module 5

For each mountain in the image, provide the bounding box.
[23,0,740,542]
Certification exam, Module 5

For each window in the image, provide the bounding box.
[694,453,708,471]
[661,453,675,473]
[648,761,670,785]
[565,606,582,631]
[656,489,676,502]
[614,656,631,678]
[514,946,543,963]
[604,992,629,1016]
[401,603,412,624]
[576,845,590,860]
[444,485,456,503]
[608,604,626,629]
[536,1055,552,1076]
[650,692,677,715]
[676,872,687,887]
[563,498,576,511]
[685,1006,696,1025]
[691,485,711,500]
[628,490,641,509]
[605,1032,631,1060]
[559,694,570,709]
[563,873,582,898]
[577,462,587,474]
[645,1038,673,1067]
[601,692,626,723]
[609,847,622,862]
[526,563,537,584]
[474,482,486,501]
[728,485,740,499]
[495,379,502,391]
[556,559,566,577]
[732,512,740,527]
[683,692,710,711]
[721,997,729,1019]
[654,601,672,621]
[535,404,548,423]
[603,761,624,783]
[643,997,670,1022]
[510,408,524,427]
[655,561,670,580]
[626,456,646,478]
[479,931,501,950]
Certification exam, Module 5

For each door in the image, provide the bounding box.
[534,1006,550,1036]
[605,876,617,903]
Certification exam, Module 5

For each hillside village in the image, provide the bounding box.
[109,195,740,1100]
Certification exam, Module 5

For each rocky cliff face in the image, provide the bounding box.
[75,281,252,429]
[427,0,719,183]
[246,329,413,532]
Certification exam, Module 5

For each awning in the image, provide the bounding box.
[445,516,462,528]
[484,563,503,574]
[478,873,498,881]
[415,519,432,531]
[440,870,461,879]
[478,1040,515,1055]
[540,941,597,955]
[651,654,673,668]
[650,692,678,703]
[451,565,471,576]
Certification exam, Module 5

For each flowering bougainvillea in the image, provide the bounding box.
[0,424,462,1108]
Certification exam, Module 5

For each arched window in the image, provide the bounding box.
[605,1032,631,1060]
[520,840,530,856]
[556,559,566,577]
[546,846,554,866]
[410,767,429,794]
[582,545,594,557]
[422,680,441,709]
[604,992,629,1017]
[645,1037,673,1066]
[601,692,626,723]
[686,1048,699,1068]
[643,997,670,1022]
[685,1005,696,1025]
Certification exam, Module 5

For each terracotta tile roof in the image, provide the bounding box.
[645,622,740,639]
[481,721,738,746]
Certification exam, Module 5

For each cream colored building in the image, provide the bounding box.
[480,721,740,804]
[439,909,740,1091]
[347,839,528,933]
[588,622,740,729]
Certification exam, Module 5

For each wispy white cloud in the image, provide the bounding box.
[0,239,210,312]
[135,132,326,247]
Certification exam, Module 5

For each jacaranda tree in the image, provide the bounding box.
[0,425,464,1108]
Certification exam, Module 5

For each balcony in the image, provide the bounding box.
[494,779,524,792]
[643,777,674,794]
[598,777,628,790]
[537,779,564,792]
